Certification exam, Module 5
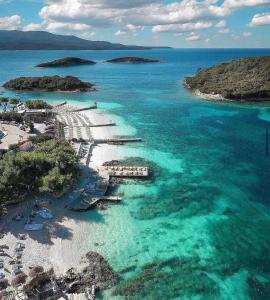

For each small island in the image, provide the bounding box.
[106,57,160,64]
[185,56,270,102]
[36,57,96,68]
[3,75,95,92]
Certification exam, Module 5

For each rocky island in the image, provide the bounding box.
[106,56,160,64]
[36,57,96,68]
[3,75,95,92]
[185,56,270,102]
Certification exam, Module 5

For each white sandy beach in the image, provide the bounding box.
[0,106,122,283]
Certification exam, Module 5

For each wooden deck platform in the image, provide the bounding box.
[94,138,143,144]
[68,196,122,212]
[64,123,116,128]
[69,103,97,112]
[100,166,148,178]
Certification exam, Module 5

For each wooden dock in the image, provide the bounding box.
[68,196,122,212]
[53,101,67,108]
[94,138,143,144]
[70,103,97,112]
[64,123,116,128]
[100,166,148,178]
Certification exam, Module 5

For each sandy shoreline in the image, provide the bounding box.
[0,106,121,282]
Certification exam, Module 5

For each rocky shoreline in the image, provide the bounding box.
[0,251,120,298]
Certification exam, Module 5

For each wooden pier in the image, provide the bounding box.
[53,101,67,108]
[70,103,97,112]
[68,196,122,212]
[94,138,143,144]
[64,123,116,128]
[100,166,148,178]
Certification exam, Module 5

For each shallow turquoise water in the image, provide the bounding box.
[1,49,270,299]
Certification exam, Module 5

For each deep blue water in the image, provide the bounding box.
[1,48,270,299]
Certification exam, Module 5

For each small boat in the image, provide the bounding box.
[24,223,43,231]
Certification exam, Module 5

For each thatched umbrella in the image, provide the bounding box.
[11,273,27,287]
[0,279,8,291]
[0,290,8,299]
[29,266,44,278]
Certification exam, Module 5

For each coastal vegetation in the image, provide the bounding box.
[3,76,95,92]
[0,139,79,203]
[185,56,270,101]
[36,57,96,68]
[0,112,23,122]
[25,100,52,109]
[106,57,160,63]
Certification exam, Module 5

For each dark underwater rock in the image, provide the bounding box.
[57,251,119,293]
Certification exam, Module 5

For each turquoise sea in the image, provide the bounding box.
[1,48,270,299]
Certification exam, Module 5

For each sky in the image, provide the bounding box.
[0,0,269,48]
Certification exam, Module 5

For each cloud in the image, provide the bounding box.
[219,28,230,33]
[126,24,144,33]
[185,32,201,41]
[46,21,91,32]
[231,33,240,39]
[0,14,43,32]
[152,21,212,33]
[243,31,252,36]
[39,0,231,31]
[23,23,42,31]
[249,12,270,26]
[215,20,226,28]
[114,29,126,36]
[223,0,270,9]
[0,15,21,30]
[114,24,144,37]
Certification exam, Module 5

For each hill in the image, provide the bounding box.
[0,30,160,50]
[185,56,270,101]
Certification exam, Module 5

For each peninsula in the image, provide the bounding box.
[3,75,95,92]
[36,57,96,68]
[106,57,160,64]
[185,56,270,102]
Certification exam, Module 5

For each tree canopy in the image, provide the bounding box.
[0,139,79,203]
[26,100,52,109]
[185,56,270,101]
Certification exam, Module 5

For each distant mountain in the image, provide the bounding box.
[0,30,168,50]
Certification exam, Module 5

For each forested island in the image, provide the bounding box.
[3,76,95,92]
[36,57,96,68]
[185,56,270,101]
[106,57,160,64]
